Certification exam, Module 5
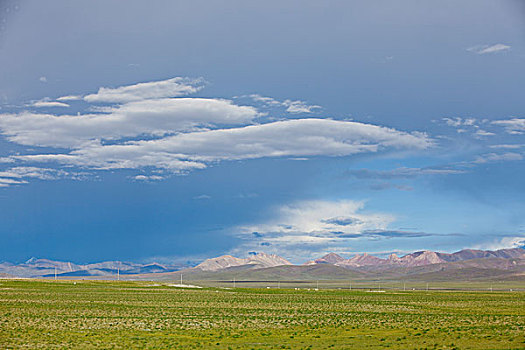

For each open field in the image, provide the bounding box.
[1,280,524,349]
[183,279,525,292]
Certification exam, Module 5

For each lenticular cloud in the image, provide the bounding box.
[0,77,433,176]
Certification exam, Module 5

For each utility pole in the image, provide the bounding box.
[349,281,352,290]
[54,267,57,281]
[426,283,429,292]
[316,280,319,289]
[278,281,280,289]
[180,274,183,285]
[403,282,406,291]
[117,262,120,281]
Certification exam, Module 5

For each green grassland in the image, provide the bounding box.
[1,280,524,349]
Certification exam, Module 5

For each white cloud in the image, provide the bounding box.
[15,118,431,171]
[0,177,27,186]
[0,157,15,163]
[442,117,485,136]
[492,118,525,135]
[284,100,322,114]
[473,152,523,164]
[239,199,393,237]
[489,144,523,150]
[229,199,399,259]
[474,236,525,250]
[145,119,431,161]
[133,174,164,181]
[0,166,68,180]
[248,94,282,106]
[84,77,205,103]
[39,76,47,83]
[247,94,322,114]
[0,166,72,187]
[56,95,82,102]
[442,117,483,135]
[474,129,495,137]
[443,117,477,127]
[467,44,511,55]
[442,117,500,138]
[31,100,70,108]
[14,153,206,172]
[0,98,259,148]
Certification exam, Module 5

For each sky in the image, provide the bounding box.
[0,0,524,264]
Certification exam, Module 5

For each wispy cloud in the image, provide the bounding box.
[441,117,498,138]
[285,100,322,114]
[359,229,433,238]
[0,166,69,180]
[56,95,82,102]
[473,152,523,164]
[443,117,477,127]
[247,94,322,114]
[0,166,73,187]
[489,144,524,150]
[345,166,465,180]
[193,194,211,200]
[0,177,26,187]
[83,77,206,103]
[133,174,164,181]
[474,129,495,137]
[368,183,414,191]
[30,99,70,108]
[492,118,525,135]
[467,43,511,55]
[473,236,525,250]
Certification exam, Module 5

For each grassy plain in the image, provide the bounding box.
[1,280,524,349]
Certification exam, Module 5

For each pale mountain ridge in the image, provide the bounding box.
[195,252,292,271]
[0,258,185,278]
[304,252,346,265]
[338,252,389,267]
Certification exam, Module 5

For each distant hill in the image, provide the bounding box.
[305,252,346,265]
[195,252,292,271]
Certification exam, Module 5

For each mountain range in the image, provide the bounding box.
[0,258,184,278]
[305,248,525,269]
[0,248,524,282]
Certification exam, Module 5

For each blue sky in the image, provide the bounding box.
[0,0,524,264]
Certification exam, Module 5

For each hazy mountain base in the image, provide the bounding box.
[126,258,525,286]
